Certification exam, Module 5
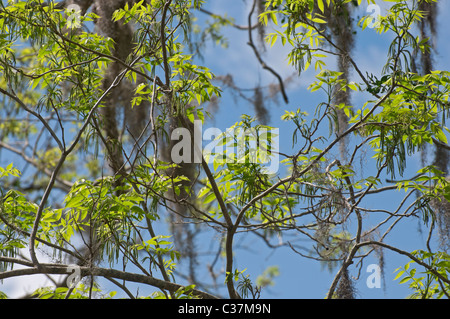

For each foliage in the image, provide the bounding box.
[394,250,450,299]
[0,0,449,299]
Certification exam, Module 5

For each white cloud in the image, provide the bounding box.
[1,249,64,299]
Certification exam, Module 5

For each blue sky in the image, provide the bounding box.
[1,0,450,299]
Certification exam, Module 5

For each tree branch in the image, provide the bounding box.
[0,263,219,299]
[247,0,289,104]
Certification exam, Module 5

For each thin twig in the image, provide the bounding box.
[247,0,289,104]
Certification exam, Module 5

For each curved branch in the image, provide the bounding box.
[432,137,450,151]
[0,263,219,299]
[197,7,260,31]
[247,0,289,104]
[358,241,450,285]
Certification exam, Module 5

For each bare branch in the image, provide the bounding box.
[247,0,289,104]
[0,264,219,299]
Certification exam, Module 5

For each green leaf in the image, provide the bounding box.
[312,17,326,24]
[317,0,324,13]
[203,192,216,205]
[398,276,411,284]
[135,83,146,94]
[187,109,195,123]
[270,34,278,47]
[435,128,448,144]
[30,78,41,90]
[65,195,85,208]
[270,12,278,26]
[348,82,358,91]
